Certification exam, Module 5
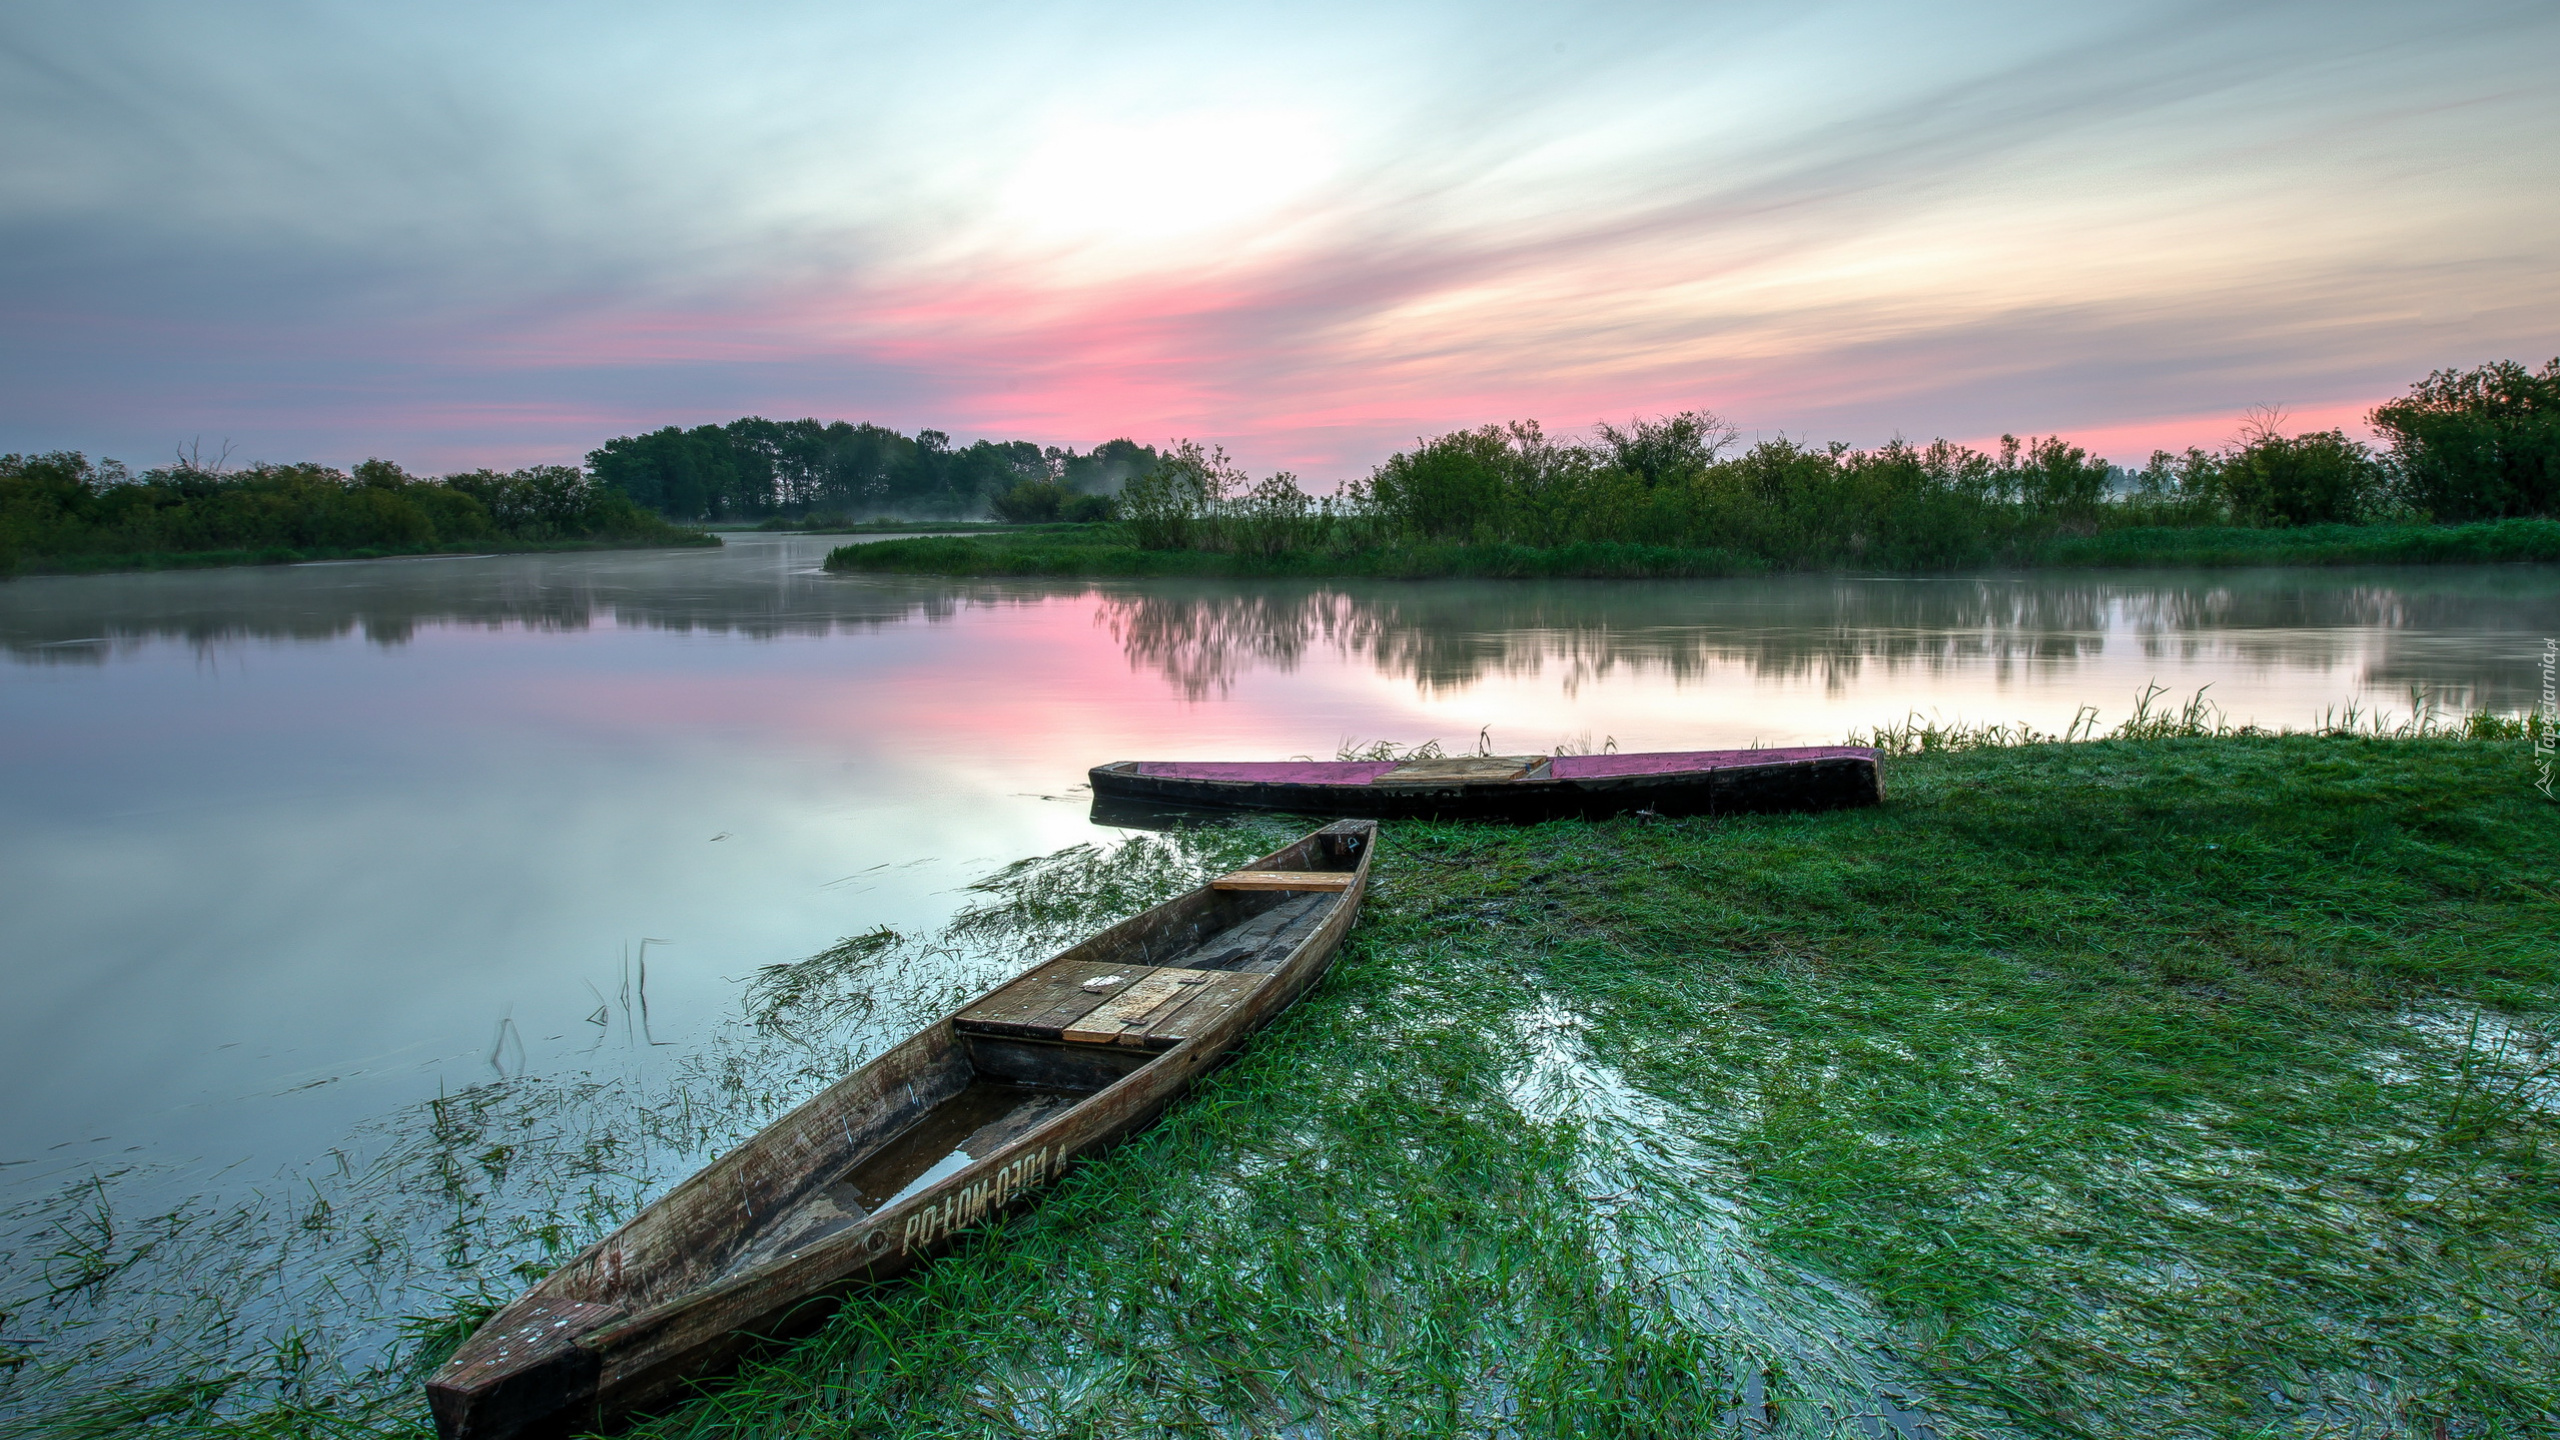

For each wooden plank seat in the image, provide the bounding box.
[955,960,1269,1050]
[953,891,1337,1050]
[1211,870,1356,891]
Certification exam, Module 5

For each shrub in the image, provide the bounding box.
[2000,434,2113,520]
[2208,422,2387,526]
[1226,472,1321,557]
[2371,358,2560,520]
[1358,425,1531,542]
[1120,440,1239,549]
[990,480,1068,523]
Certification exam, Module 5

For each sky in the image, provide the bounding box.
[2,0,2555,481]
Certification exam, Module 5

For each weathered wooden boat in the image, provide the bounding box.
[427,820,1377,1440]
[1089,746,1880,821]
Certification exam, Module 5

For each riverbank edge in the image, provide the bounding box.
[822,517,2560,579]
[736,520,1106,536]
[6,532,723,578]
[616,731,2559,1435]
[14,727,2555,1437]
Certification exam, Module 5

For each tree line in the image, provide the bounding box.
[1107,358,2560,567]
[9,357,2548,573]
[584,418,1160,522]
[0,454,700,570]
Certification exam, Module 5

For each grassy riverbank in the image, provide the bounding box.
[9,722,2554,1438]
[827,517,2560,579]
[749,518,1103,537]
[619,730,2557,1438]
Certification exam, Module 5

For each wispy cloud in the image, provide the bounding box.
[2,0,2554,474]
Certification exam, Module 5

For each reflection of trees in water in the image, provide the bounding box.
[1097,572,2560,708]
[1098,590,1344,701]
[0,548,1032,665]
[11,554,2552,713]
[1099,582,2122,700]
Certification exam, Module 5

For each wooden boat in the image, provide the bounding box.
[1089,746,1881,822]
[427,820,1377,1440]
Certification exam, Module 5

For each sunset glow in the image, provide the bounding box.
[2,1,2554,476]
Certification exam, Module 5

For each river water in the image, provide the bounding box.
[0,536,2552,1278]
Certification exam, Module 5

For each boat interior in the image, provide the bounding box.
[573,825,1371,1300]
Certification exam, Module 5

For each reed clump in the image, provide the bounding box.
[1856,681,2553,755]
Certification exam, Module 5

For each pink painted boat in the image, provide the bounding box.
[1089,746,1881,821]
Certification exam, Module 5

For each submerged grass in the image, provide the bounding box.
[824,519,2560,579]
[8,720,2557,1437]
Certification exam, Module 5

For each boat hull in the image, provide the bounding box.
[428,822,1375,1440]
[1090,747,1881,822]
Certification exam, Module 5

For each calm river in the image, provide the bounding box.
[1,535,2553,1349]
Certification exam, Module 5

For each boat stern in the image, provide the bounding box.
[427,1298,619,1440]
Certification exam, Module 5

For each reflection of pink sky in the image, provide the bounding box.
[445,588,2435,767]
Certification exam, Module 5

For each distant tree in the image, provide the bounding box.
[2371,358,2560,520]
[1595,410,1735,486]
[587,420,1163,520]
[2204,414,2387,526]
[1228,471,1318,556]
[1060,438,1162,494]
[1121,440,1241,548]
[990,480,1067,523]
[1999,436,2109,517]
[353,457,414,489]
[1358,425,1525,541]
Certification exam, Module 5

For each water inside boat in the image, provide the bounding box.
[712,877,1346,1280]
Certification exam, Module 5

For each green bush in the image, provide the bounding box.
[2372,358,2560,520]
[1119,440,1238,549]
[2207,425,2388,525]
[1359,424,1537,541]
[989,480,1068,523]
[989,481,1117,525]
[1340,419,2107,567]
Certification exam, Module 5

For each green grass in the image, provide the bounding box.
[824,519,2560,579]
[2038,518,2560,568]
[8,534,722,578]
[606,733,2557,1439]
[749,519,1106,536]
[8,730,2556,1437]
